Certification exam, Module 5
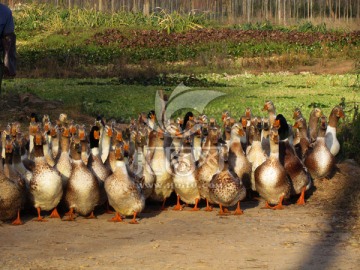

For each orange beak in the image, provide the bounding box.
[94,130,100,140]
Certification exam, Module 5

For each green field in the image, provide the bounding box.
[3,73,359,123]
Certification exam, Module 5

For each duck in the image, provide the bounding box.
[30,131,63,221]
[27,113,40,160]
[275,113,294,145]
[100,122,114,163]
[94,115,105,155]
[304,116,336,181]
[87,125,112,182]
[254,124,291,209]
[87,124,112,210]
[325,105,345,156]
[263,100,277,127]
[146,110,157,131]
[64,136,100,221]
[209,168,246,215]
[77,124,89,165]
[308,107,322,143]
[172,120,201,211]
[221,116,235,162]
[28,122,40,161]
[105,142,145,224]
[55,125,72,188]
[227,122,252,191]
[246,118,267,192]
[293,117,310,160]
[149,128,174,209]
[12,132,33,185]
[192,119,203,163]
[130,124,155,200]
[49,124,60,160]
[260,117,271,156]
[196,120,222,211]
[0,162,24,225]
[292,108,305,146]
[106,124,124,173]
[276,119,312,206]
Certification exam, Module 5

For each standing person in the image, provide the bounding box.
[0,3,16,94]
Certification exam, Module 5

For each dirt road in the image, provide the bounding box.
[1,161,359,270]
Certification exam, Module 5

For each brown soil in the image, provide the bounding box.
[0,90,359,270]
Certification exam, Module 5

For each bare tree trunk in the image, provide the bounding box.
[242,0,247,20]
[143,0,150,16]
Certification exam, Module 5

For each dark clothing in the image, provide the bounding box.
[0,3,16,91]
[0,3,15,51]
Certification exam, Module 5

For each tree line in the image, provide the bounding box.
[2,0,360,24]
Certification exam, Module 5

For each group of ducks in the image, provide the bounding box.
[0,100,345,225]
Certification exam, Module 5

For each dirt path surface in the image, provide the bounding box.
[0,161,359,270]
[0,93,359,270]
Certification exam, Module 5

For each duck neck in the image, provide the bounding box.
[269,140,279,159]
[60,136,70,152]
[91,147,100,157]
[328,113,339,128]
[34,144,45,158]
[115,159,128,174]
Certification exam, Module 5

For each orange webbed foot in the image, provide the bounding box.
[11,210,23,225]
[86,211,96,219]
[109,212,123,222]
[218,204,230,216]
[63,208,75,221]
[49,208,61,218]
[233,202,244,215]
[35,207,47,222]
[272,196,285,210]
[35,216,48,222]
[190,199,200,211]
[204,199,213,211]
[129,212,139,224]
[296,187,306,206]
[173,195,183,211]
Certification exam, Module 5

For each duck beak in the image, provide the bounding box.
[116,132,123,142]
[94,130,100,140]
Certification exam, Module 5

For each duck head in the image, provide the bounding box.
[263,100,275,112]
[89,125,101,149]
[293,117,306,130]
[70,136,82,160]
[293,108,303,120]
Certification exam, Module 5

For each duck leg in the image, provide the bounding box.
[63,208,75,221]
[173,195,183,211]
[160,198,168,211]
[11,209,23,225]
[218,204,230,215]
[35,207,47,222]
[272,195,285,210]
[49,207,61,218]
[296,187,307,205]
[104,201,114,214]
[233,201,244,215]
[109,212,123,222]
[86,211,96,219]
[129,212,139,224]
[204,199,213,212]
[190,198,200,211]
